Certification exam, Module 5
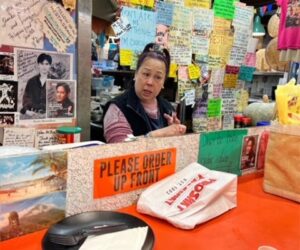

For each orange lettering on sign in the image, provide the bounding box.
[94,148,176,198]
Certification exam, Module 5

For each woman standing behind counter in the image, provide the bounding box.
[103,43,186,143]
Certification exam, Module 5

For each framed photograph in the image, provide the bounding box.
[240,135,259,170]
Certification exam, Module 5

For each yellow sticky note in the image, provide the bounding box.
[188,64,201,80]
[169,63,178,78]
[130,0,154,8]
[120,49,133,66]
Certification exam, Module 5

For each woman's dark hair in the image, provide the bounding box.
[37,53,52,64]
[56,82,71,94]
[136,43,171,77]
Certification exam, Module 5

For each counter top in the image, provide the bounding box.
[1,173,299,250]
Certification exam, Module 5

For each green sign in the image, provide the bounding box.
[198,129,247,175]
[213,0,236,20]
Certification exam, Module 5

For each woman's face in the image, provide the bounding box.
[134,57,166,103]
[56,86,67,103]
[246,139,254,154]
[38,60,51,75]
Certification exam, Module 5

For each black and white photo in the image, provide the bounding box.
[0,81,18,112]
[0,52,14,80]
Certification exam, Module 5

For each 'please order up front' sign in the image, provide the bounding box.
[94,148,176,198]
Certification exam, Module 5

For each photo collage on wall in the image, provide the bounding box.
[0,0,77,127]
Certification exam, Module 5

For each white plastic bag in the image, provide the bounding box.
[137,162,237,229]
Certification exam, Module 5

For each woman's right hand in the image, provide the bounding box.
[149,123,186,138]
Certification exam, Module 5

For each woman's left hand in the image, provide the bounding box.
[164,112,180,125]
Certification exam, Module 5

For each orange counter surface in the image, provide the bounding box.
[1,173,299,250]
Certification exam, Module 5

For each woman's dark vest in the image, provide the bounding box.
[103,87,174,136]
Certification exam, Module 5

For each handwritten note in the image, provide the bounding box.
[210,68,225,85]
[209,32,224,56]
[213,0,236,20]
[172,5,192,29]
[192,30,210,57]
[193,8,214,31]
[0,0,45,49]
[222,88,236,129]
[178,79,194,99]
[40,2,77,52]
[35,128,58,148]
[225,65,240,74]
[224,74,238,88]
[120,49,133,66]
[120,7,156,52]
[213,84,223,98]
[184,0,211,8]
[192,117,207,132]
[238,65,256,82]
[16,50,38,80]
[3,127,35,147]
[229,46,247,66]
[236,88,249,113]
[247,37,259,53]
[233,28,251,49]
[198,129,247,175]
[165,0,184,5]
[208,56,222,69]
[207,117,222,131]
[111,16,132,38]
[222,114,234,129]
[220,34,234,67]
[207,98,222,117]
[156,1,173,26]
[170,46,192,66]
[184,89,195,106]
[169,27,192,48]
[232,2,254,28]
[213,17,232,32]
[188,64,201,80]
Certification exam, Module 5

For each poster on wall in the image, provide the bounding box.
[15,48,73,123]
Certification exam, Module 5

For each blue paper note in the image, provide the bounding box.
[156,1,173,26]
[238,65,256,82]
[120,7,157,52]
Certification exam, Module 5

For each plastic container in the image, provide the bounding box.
[92,76,115,92]
[256,121,271,126]
[56,126,82,144]
[241,117,252,127]
[234,115,244,128]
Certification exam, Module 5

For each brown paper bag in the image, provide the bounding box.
[263,125,300,202]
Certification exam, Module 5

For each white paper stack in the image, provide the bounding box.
[79,226,148,250]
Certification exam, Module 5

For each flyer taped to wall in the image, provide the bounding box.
[137,162,237,229]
